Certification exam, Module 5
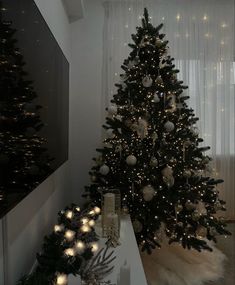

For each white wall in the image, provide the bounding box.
[0,1,71,284]
[70,0,104,203]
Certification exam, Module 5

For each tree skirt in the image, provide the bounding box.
[141,240,226,285]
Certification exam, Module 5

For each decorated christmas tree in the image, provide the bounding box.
[0,2,52,200]
[84,9,230,253]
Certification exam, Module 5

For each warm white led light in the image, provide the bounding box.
[94,207,101,214]
[91,242,99,252]
[81,224,91,233]
[54,224,64,233]
[64,230,75,241]
[65,210,73,219]
[81,217,89,224]
[88,220,95,227]
[64,248,75,256]
[56,274,68,285]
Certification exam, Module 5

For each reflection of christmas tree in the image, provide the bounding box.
[0,2,52,199]
[84,9,230,253]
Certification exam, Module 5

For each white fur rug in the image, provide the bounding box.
[141,240,226,285]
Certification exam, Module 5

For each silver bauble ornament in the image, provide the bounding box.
[155,75,163,85]
[142,185,155,201]
[164,121,175,132]
[153,93,160,103]
[132,219,143,233]
[107,105,117,115]
[126,155,137,166]
[142,76,153,87]
[99,164,110,175]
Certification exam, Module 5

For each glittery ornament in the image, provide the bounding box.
[164,121,175,132]
[99,164,110,175]
[142,76,153,87]
[142,185,155,201]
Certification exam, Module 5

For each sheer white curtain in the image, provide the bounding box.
[102,0,235,219]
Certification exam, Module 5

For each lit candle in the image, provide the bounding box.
[104,193,115,213]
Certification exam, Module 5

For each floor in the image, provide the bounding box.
[142,223,235,285]
[206,223,235,285]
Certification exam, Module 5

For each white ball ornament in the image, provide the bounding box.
[126,155,137,166]
[99,164,110,175]
[142,185,155,201]
[164,121,175,132]
[142,76,153,87]
[153,93,160,103]
[108,105,117,115]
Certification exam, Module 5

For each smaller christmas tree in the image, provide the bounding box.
[0,2,52,201]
